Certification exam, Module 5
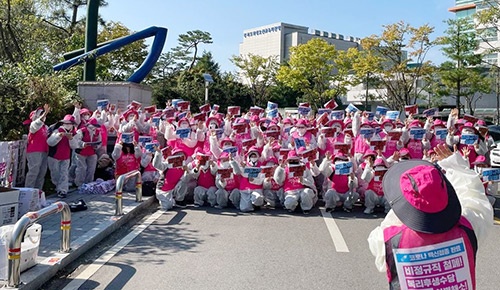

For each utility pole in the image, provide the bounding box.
[84,0,99,81]
[365,72,370,111]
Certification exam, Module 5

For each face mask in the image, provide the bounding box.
[127,115,135,122]
[221,161,230,168]
[475,166,484,174]
[179,123,189,129]
[88,126,95,133]
[222,143,232,149]
[83,115,90,121]
[63,124,73,131]
[384,126,392,132]
[250,157,258,163]
[209,123,218,130]
[298,128,306,135]
[462,130,475,135]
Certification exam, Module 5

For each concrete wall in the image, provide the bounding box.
[77,81,153,111]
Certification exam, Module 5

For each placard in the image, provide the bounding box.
[392,238,472,290]
[335,161,353,175]
[330,110,345,120]
[386,111,400,120]
[215,128,224,140]
[373,167,387,182]
[130,100,142,110]
[345,103,359,113]
[317,108,332,116]
[267,108,278,118]
[435,128,448,140]
[199,103,211,113]
[334,143,350,155]
[294,138,306,149]
[460,134,478,145]
[376,106,389,116]
[152,117,161,127]
[370,140,386,151]
[265,130,280,139]
[212,104,220,112]
[192,113,206,122]
[171,99,183,108]
[321,127,336,138]
[298,106,311,116]
[145,142,158,153]
[267,101,278,111]
[167,155,185,168]
[482,168,500,182]
[260,165,276,178]
[300,148,318,161]
[423,107,439,117]
[409,128,426,140]
[164,108,175,118]
[324,99,338,110]
[387,131,402,140]
[227,106,241,116]
[360,128,375,139]
[121,132,134,144]
[196,153,211,166]
[177,112,187,120]
[279,148,291,160]
[177,101,190,111]
[161,146,172,159]
[366,112,375,121]
[222,146,238,157]
[242,138,257,149]
[217,168,232,179]
[463,114,478,124]
[316,112,329,126]
[232,123,247,134]
[144,105,157,114]
[404,104,418,116]
[138,136,152,146]
[288,164,305,177]
[249,106,264,115]
[175,128,191,139]
[244,167,261,178]
[97,99,109,111]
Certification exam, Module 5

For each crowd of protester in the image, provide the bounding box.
[23,99,498,214]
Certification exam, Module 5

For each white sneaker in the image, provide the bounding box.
[364,208,374,214]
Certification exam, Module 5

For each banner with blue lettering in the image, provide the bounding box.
[376,106,389,116]
[121,132,134,144]
[360,128,375,139]
[176,128,191,139]
[335,161,353,175]
[345,103,359,113]
[366,112,375,121]
[97,99,109,111]
[145,142,158,153]
[482,168,500,182]
[267,101,278,111]
[330,110,345,120]
[435,128,448,140]
[244,167,261,178]
[267,108,278,118]
[460,134,478,145]
[409,128,426,140]
[318,108,332,116]
[393,238,472,290]
[222,146,238,157]
[152,117,160,127]
[138,136,152,146]
[298,106,311,116]
[423,107,439,117]
[294,138,306,149]
[386,111,400,120]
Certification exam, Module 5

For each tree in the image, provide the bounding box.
[277,38,355,109]
[354,21,436,110]
[172,30,212,71]
[231,53,278,106]
[438,18,485,114]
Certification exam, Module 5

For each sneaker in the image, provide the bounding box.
[302,210,310,215]
[214,205,223,209]
[193,203,201,208]
[325,207,333,213]
[175,200,187,208]
[69,199,87,212]
[343,207,352,213]
[364,208,374,215]
[57,192,67,198]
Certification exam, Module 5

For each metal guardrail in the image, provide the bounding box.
[115,170,143,216]
[7,201,71,288]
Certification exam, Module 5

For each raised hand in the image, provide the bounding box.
[434,144,453,161]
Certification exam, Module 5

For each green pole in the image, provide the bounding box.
[84,0,99,81]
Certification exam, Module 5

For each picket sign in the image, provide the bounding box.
[0,136,28,187]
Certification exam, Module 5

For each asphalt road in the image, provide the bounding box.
[44,205,500,290]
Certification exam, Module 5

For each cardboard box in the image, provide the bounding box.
[0,187,19,226]
[14,187,40,218]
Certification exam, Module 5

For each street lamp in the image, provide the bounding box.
[365,72,370,111]
[203,73,214,104]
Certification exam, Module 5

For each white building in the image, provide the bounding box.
[239,22,361,65]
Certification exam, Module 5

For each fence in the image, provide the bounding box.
[0,135,27,188]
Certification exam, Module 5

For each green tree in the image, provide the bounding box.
[354,21,436,110]
[230,53,278,106]
[172,30,213,71]
[277,38,355,109]
[438,18,484,114]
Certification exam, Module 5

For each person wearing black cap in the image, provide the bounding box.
[368,144,493,290]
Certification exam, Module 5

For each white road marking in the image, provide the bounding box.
[62,210,169,290]
[320,209,350,252]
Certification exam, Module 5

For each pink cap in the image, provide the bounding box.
[296,119,308,127]
[60,114,76,124]
[287,150,299,160]
[86,118,101,128]
[472,155,488,165]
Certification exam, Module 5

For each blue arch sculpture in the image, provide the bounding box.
[53,26,168,83]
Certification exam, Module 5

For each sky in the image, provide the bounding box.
[99,0,457,73]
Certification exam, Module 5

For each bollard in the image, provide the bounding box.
[7,201,71,288]
[115,170,142,216]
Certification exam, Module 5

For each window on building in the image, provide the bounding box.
[483,53,498,65]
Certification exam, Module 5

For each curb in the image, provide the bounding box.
[15,196,158,290]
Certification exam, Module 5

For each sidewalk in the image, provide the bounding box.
[0,189,157,290]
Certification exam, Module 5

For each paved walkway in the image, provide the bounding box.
[0,189,157,290]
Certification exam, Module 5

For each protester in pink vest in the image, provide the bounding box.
[73,118,101,186]
[403,120,425,159]
[230,147,265,212]
[368,144,493,290]
[191,152,217,207]
[214,152,240,209]
[381,119,403,159]
[24,104,50,189]
[274,150,319,214]
[153,147,190,210]
[262,157,283,208]
[319,151,358,212]
[47,114,79,198]
[361,157,390,214]
[289,118,316,150]
[112,140,141,192]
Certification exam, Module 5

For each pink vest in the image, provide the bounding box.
[270,179,281,191]
[224,173,239,191]
[383,217,477,290]
[101,125,108,148]
[367,179,384,196]
[458,144,477,169]
[283,167,304,192]
[430,135,446,149]
[115,153,140,177]
[406,139,423,159]
[384,139,398,158]
[291,131,313,148]
[354,135,370,154]
[49,127,72,160]
[27,125,48,153]
[161,168,184,191]
[330,173,349,193]
[239,176,262,191]
[143,162,156,173]
[197,168,215,188]
[79,127,100,156]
